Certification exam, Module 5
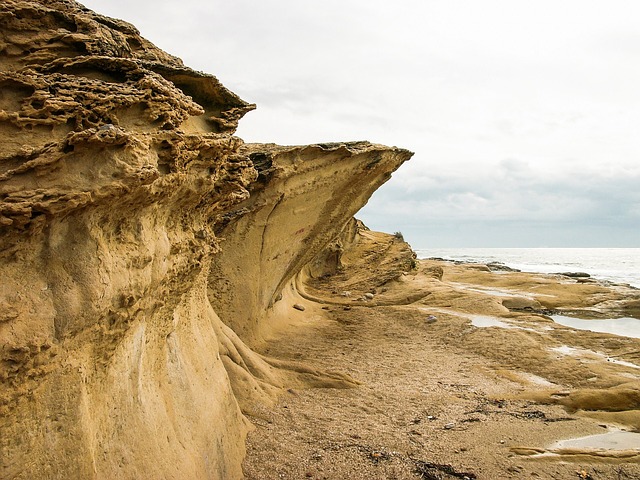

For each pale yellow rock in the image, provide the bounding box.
[0,1,410,479]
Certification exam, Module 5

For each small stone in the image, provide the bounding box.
[293,304,305,311]
[425,315,437,323]
[444,422,455,430]
[364,292,374,300]
[341,291,351,297]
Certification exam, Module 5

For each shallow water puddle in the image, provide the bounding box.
[550,345,640,369]
[513,430,640,460]
[468,315,542,333]
[419,307,515,329]
[419,307,543,332]
[419,307,551,335]
[552,430,640,451]
[551,315,640,339]
[468,315,515,329]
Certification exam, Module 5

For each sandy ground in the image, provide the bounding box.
[242,233,640,479]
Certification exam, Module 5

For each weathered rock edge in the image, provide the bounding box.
[0,1,412,478]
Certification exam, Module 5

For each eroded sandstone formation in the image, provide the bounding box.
[209,143,408,344]
[0,1,411,478]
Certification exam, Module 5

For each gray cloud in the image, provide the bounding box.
[359,161,640,246]
[81,0,640,246]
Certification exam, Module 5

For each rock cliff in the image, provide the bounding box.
[0,1,411,478]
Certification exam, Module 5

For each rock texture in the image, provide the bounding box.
[243,242,640,479]
[209,143,408,344]
[0,1,411,478]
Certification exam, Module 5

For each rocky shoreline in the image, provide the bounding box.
[243,227,640,479]
[426,256,640,318]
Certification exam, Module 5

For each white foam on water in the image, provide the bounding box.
[416,248,640,289]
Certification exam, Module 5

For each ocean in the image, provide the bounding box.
[414,248,640,289]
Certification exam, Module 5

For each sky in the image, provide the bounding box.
[81,0,640,247]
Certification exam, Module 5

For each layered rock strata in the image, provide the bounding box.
[0,1,411,478]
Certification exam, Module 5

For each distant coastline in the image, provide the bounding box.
[415,247,640,289]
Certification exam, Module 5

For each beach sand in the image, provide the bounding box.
[242,230,640,479]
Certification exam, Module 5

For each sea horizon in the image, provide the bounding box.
[414,247,640,289]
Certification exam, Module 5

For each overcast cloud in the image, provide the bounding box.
[81,0,640,247]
